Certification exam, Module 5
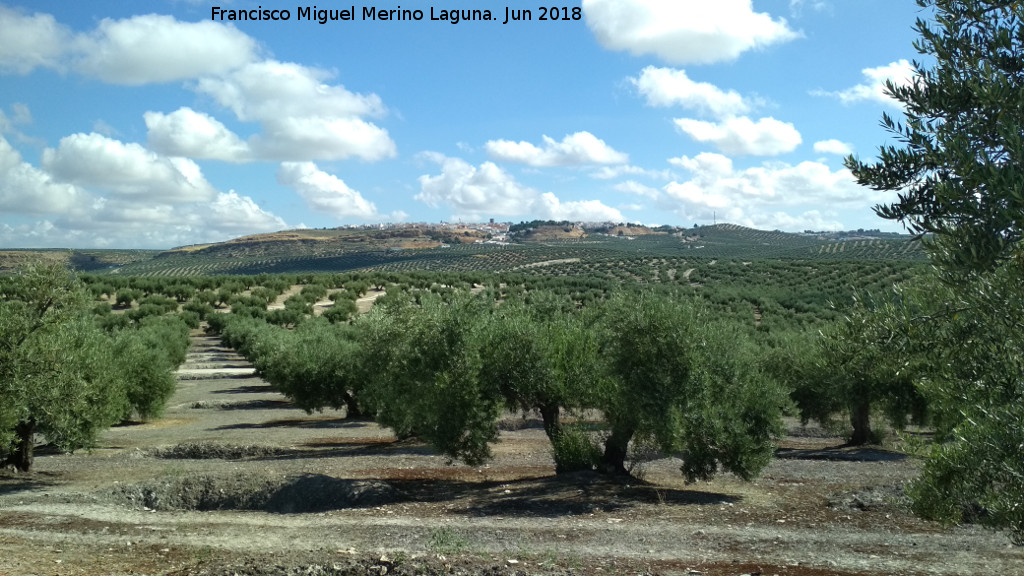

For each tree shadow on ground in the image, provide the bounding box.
[0,470,60,496]
[392,472,741,519]
[213,399,296,411]
[110,472,400,513]
[209,384,277,395]
[254,437,435,460]
[178,373,257,381]
[775,446,908,462]
[211,416,360,430]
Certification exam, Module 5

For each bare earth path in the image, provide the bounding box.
[1,330,1022,575]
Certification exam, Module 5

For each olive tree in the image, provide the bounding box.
[476,294,604,472]
[594,293,786,480]
[845,0,1024,539]
[0,263,126,471]
[357,293,502,464]
[791,296,927,445]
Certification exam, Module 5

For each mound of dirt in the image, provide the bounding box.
[110,472,401,512]
[146,442,290,460]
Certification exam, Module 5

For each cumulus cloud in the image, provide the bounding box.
[653,152,885,230]
[145,108,252,162]
[0,134,287,248]
[2,8,395,165]
[416,154,536,218]
[0,135,89,216]
[628,67,797,158]
[72,14,258,85]
[674,116,802,156]
[193,60,396,162]
[536,193,624,222]
[277,162,380,220]
[0,5,70,74]
[813,139,853,155]
[816,59,916,106]
[631,66,750,118]
[485,132,628,167]
[416,153,624,222]
[41,133,217,202]
[583,0,797,65]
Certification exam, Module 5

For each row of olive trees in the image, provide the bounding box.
[218,289,788,481]
[0,262,190,471]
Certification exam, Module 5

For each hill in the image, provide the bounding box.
[76,223,923,277]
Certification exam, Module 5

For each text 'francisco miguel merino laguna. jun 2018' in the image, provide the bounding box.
[210,5,584,25]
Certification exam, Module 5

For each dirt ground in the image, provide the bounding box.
[1,331,1022,576]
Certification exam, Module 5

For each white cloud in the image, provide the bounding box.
[0,103,35,144]
[0,133,287,248]
[145,107,252,163]
[0,135,89,216]
[655,152,886,230]
[583,0,797,65]
[813,139,853,156]
[72,15,258,85]
[416,153,623,222]
[631,66,750,118]
[194,60,396,162]
[674,116,802,156]
[0,5,69,74]
[816,59,916,106]
[790,0,831,16]
[590,164,673,181]
[416,154,536,218]
[197,60,383,121]
[536,193,625,222]
[40,133,217,203]
[614,181,661,199]
[1,8,395,165]
[485,132,628,167]
[277,162,380,220]
[196,191,288,236]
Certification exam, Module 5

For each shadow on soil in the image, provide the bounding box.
[211,384,278,394]
[147,438,432,461]
[212,417,361,430]
[203,399,296,411]
[0,470,60,496]
[416,473,741,518]
[109,470,739,518]
[774,446,908,462]
[110,472,399,513]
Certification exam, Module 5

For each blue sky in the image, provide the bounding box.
[0,0,927,248]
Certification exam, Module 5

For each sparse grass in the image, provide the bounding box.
[427,526,470,555]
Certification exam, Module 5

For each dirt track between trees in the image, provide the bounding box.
[1,330,1022,575]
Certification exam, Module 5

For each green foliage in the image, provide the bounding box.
[894,268,1024,541]
[550,426,602,473]
[845,0,1024,541]
[111,315,190,420]
[786,296,927,444]
[595,292,786,480]
[0,263,128,469]
[357,294,501,465]
[847,0,1023,275]
[321,297,357,323]
[476,294,600,439]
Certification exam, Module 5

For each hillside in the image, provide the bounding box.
[2,224,926,277]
